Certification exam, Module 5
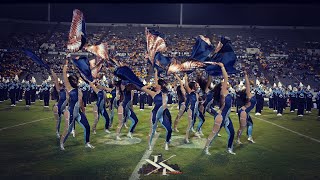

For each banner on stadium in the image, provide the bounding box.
[307,49,320,56]
[246,48,260,54]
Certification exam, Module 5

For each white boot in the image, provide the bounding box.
[204,147,211,155]
[105,129,111,134]
[116,135,121,141]
[85,142,95,149]
[60,143,65,151]
[165,143,169,151]
[248,136,255,143]
[127,132,133,138]
[227,148,236,155]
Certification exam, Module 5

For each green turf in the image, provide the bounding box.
[0,100,320,179]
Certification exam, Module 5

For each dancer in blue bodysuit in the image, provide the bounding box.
[60,59,94,150]
[89,80,113,134]
[184,73,205,143]
[236,71,257,144]
[115,82,139,140]
[51,70,68,139]
[109,80,121,129]
[173,74,187,133]
[204,62,236,155]
[141,69,172,151]
[197,74,221,137]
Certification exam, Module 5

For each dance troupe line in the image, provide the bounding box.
[1,9,319,156]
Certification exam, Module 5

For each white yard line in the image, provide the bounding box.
[129,132,160,180]
[0,117,51,131]
[255,116,320,143]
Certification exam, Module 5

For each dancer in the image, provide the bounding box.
[89,80,112,134]
[184,73,205,142]
[236,71,257,144]
[51,69,67,139]
[115,81,139,140]
[173,73,187,132]
[141,69,172,150]
[204,62,236,155]
[109,80,120,128]
[60,59,94,150]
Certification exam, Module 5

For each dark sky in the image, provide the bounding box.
[0,3,319,26]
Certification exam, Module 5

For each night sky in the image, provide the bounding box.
[0,3,319,26]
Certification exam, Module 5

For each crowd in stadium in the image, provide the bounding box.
[0,25,319,90]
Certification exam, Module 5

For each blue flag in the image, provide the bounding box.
[22,49,50,70]
[190,35,214,62]
[154,52,171,67]
[205,36,239,76]
[72,56,93,82]
[114,66,144,89]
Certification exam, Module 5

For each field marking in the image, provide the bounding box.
[255,116,320,143]
[0,117,51,131]
[129,132,160,180]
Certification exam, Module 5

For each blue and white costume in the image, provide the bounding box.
[238,95,257,139]
[149,92,172,145]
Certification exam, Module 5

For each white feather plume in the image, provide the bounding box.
[256,79,260,85]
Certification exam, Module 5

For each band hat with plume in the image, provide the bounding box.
[31,77,36,83]
[47,76,52,82]
[14,75,19,81]
[278,81,282,88]
[22,80,25,83]
[256,79,260,85]
[102,75,107,82]
[143,79,147,85]
[299,82,304,87]
[210,82,215,89]
[288,85,292,90]
[307,85,311,90]
[273,83,277,88]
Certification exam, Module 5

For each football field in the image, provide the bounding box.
[0,100,320,179]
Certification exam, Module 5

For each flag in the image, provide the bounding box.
[72,56,93,82]
[22,49,50,70]
[153,52,171,75]
[67,9,86,52]
[205,36,238,76]
[85,43,109,60]
[145,27,166,65]
[154,52,171,68]
[167,61,216,75]
[190,35,214,62]
[114,66,144,89]
[89,58,104,79]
